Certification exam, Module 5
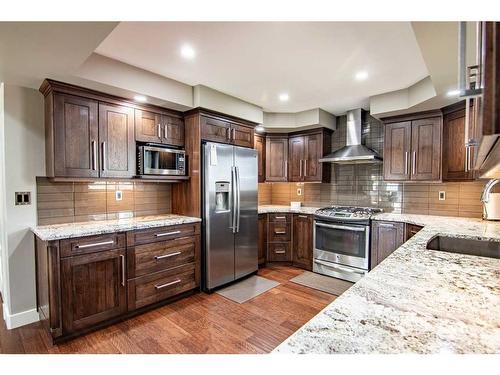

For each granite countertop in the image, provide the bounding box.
[258,205,321,214]
[274,213,500,354]
[32,214,202,241]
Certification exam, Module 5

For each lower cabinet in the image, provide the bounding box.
[35,222,201,342]
[292,214,313,271]
[370,221,405,269]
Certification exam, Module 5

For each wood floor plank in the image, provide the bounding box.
[0,265,336,354]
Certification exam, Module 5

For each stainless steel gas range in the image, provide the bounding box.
[313,206,382,283]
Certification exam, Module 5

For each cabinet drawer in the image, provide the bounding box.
[406,224,423,240]
[60,233,126,258]
[128,235,197,278]
[127,223,200,246]
[268,213,291,223]
[268,243,291,262]
[269,222,291,242]
[127,263,196,311]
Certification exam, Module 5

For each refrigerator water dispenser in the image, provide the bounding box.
[215,182,230,212]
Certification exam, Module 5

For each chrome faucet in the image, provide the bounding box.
[481,179,500,203]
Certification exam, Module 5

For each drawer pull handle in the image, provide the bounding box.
[298,215,308,218]
[275,216,286,219]
[75,240,114,249]
[274,250,286,254]
[155,230,181,237]
[274,231,286,234]
[155,279,181,289]
[154,251,181,260]
[120,254,125,287]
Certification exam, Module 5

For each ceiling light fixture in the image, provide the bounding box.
[279,93,289,102]
[355,71,368,81]
[134,95,147,103]
[255,125,265,133]
[180,44,196,59]
[446,89,460,97]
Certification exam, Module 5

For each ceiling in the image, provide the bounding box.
[95,22,430,115]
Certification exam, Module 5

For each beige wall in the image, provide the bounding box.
[0,83,6,302]
[1,85,45,328]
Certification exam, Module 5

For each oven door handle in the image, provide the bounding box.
[315,222,366,232]
[314,259,366,275]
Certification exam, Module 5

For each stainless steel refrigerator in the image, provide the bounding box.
[202,141,258,291]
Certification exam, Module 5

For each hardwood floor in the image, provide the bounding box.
[0,265,335,354]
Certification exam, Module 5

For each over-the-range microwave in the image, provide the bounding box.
[137,144,186,176]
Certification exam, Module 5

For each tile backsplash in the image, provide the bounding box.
[258,112,490,219]
[37,177,172,225]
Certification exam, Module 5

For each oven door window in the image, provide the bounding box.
[315,223,367,258]
[144,149,178,173]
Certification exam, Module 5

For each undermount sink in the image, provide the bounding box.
[426,235,500,259]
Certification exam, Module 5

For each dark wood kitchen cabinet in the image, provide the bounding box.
[98,103,135,178]
[288,130,331,182]
[442,102,476,181]
[61,248,127,334]
[258,214,267,265]
[254,134,266,182]
[265,135,288,181]
[135,110,185,147]
[267,213,292,262]
[292,214,313,271]
[370,221,405,269]
[200,113,254,148]
[383,112,442,182]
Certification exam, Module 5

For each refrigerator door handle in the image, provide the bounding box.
[231,166,237,233]
[235,166,241,233]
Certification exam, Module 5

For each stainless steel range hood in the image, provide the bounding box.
[319,108,382,164]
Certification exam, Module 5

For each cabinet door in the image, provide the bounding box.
[292,214,313,270]
[61,248,127,334]
[266,137,288,181]
[99,103,136,178]
[304,132,324,182]
[201,116,231,144]
[383,121,411,181]
[410,117,442,181]
[231,123,254,148]
[288,136,305,182]
[254,134,266,183]
[135,109,162,144]
[258,214,267,265]
[443,109,474,181]
[370,221,404,269]
[53,93,99,178]
[162,115,185,147]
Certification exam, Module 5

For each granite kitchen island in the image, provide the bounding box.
[274,214,500,354]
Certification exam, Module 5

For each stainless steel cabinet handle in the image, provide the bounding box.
[155,230,181,237]
[285,160,288,179]
[465,146,469,172]
[75,240,114,249]
[101,142,106,171]
[315,222,366,232]
[155,279,181,289]
[404,152,409,175]
[377,223,395,228]
[120,254,125,287]
[304,159,307,177]
[164,124,168,140]
[274,231,286,234]
[275,216,286,219]
[298,215,308,218]
[412,151,416,175]
[274,250,286,254]
[91,140,97,171]
[232,128,236,142]
[157,123,161,138]
[154,251,181,260]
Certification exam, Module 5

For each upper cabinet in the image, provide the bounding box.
[200,113,254,148]
[135,109,185,147]
[254,134,266,183]
[288,130,331,183]
[265,135,289,182]
[383,112,442,182]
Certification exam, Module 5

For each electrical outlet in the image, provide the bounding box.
[297,188,302,196]
[439,191,446,201]
[115,190,123,201]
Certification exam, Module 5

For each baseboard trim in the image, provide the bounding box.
[3,304,39,329]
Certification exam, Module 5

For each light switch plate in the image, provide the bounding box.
[439,191,446,200]
[15,191,31,205]
[115,190,123,201]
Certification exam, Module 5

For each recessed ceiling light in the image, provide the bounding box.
[279,93,289,102]
[134,95,147,103]
[180,44,196,59]
[255,125,265,133]
[355,71,368,81]
[446,89,460,97]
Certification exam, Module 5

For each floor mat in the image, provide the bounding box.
[216,275,280,303]
[290,271,354,296]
